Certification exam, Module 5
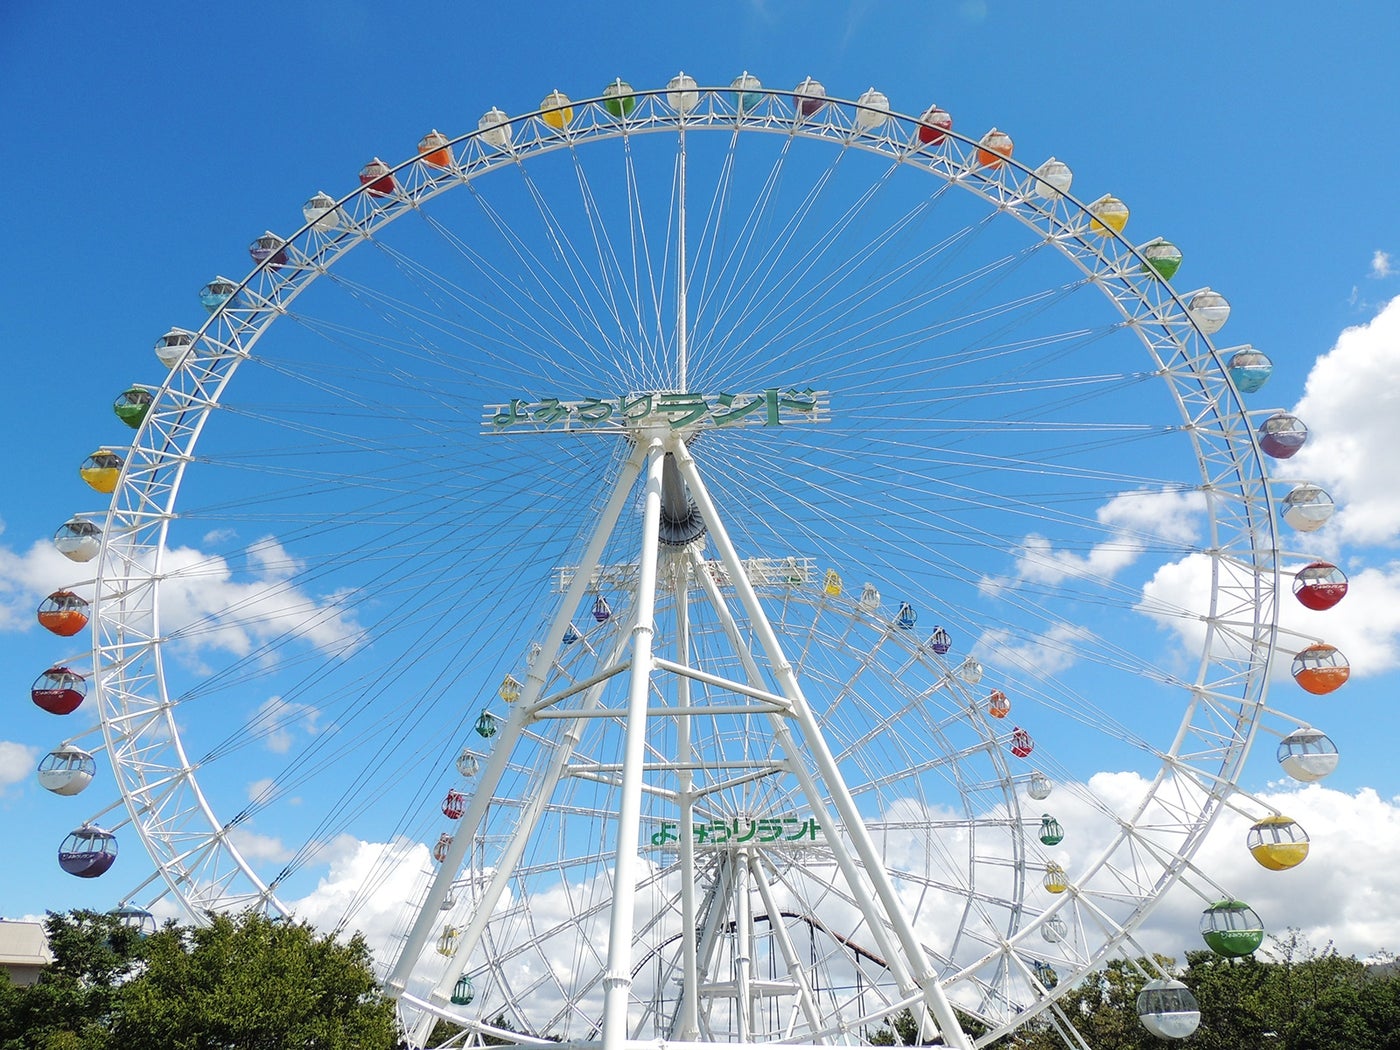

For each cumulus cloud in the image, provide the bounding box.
[1289,293,1400,546]
[0,525,87,632]
[977,622,1091,676]
[1187,781,1400,950]
[155,539,367,662]
[248,696,324,754]
[289,834,434,975]
[981,489,1205,596]
[1134,294,1400,678]
[228,827,293,864]
[0,522,366,664]
[956,769,1400,962]
[1140,554,1400,679]
[1372,251,1394,279]
[0,740,39,794]
[1134,776,1400,959]
[256,774,1400,1032]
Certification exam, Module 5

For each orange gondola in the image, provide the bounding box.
[38,591,88,637]
[1291,643,1350,695]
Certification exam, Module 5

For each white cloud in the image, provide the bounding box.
[248,696,323,754]
[0,525,87,632]
[984,532,1140,593]
[0,741,39,794]
[255,776,1400,1031]
[977,622,1091,676]
[0,523,367,664]
[981,769,1400,962]
[154,539,367,661]
[1290,293,1400,546]
[1140,553,1400,679]
[1372,251,1394,279]
[1152,779,1400,958]
[981,489,1205,595]
[228,827,293,864]
[289,834,434,976]
[247,536,303,582]
[1135,294,1400,678]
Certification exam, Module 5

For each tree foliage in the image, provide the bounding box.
[10,917,1400,1050]
[864,935,1400,1050]
[0,910,396,1050]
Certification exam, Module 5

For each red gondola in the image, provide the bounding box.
[32,666,86,715]
[916,105,952,145]
[1010,727,1034,759]
[1292,562,1348,611]
[359,158,396,197]
[442,790,466,820]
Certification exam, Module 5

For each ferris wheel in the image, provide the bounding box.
[31,75,1355,1049]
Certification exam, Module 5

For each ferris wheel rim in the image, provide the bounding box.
[80,78,1283,1043]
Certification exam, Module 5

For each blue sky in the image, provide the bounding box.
[4,0,1400,989]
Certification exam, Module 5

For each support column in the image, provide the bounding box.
[749,851,825,1036]
[601,436,667,1050]
[673,555,701,1040]
[733,846,754,1041]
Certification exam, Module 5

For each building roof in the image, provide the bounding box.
[0,920,53,969]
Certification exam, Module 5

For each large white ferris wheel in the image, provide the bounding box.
[33,75,1354,1048]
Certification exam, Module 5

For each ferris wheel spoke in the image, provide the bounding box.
[684,131,801,369]
[511,160,650,368]
[362,223,600,384]
[706,193,998,387]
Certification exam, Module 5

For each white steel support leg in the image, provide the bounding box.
[673,556,702,1041]
[676,128,689,392]
[748,851,825,1038]
[734,847,754,1041]
[690,854,735,1041]
[601,436,668,1050]
[387,441,648,1000]
[674,444,974,1050]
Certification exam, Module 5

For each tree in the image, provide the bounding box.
[0,909,143,1050]
[868,1005,998,1046]
[114,911,397,1050]
[1174,949,1271,1050]
[0,911,396,1050]
[1041,956,1188,1050]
